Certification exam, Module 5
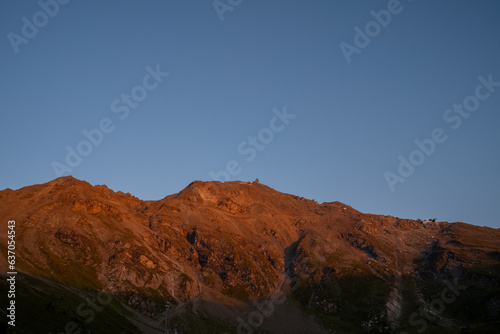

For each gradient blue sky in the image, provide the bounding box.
[1,1,499,228]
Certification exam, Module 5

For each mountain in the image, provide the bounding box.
[1,176,499,333]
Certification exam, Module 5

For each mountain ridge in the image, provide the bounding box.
[1,177,499,333]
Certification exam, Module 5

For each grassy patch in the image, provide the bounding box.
[0,273,140,334]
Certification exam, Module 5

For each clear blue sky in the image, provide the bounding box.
[1,1,499,228]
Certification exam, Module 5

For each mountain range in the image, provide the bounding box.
[1,176,499,333]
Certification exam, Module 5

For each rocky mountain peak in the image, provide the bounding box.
[1,177,499,333]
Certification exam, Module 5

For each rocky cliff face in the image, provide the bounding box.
[0,177,499,333]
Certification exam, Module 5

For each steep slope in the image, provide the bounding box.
[0,177,499,333]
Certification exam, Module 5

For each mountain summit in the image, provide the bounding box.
[1,177,499,333]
